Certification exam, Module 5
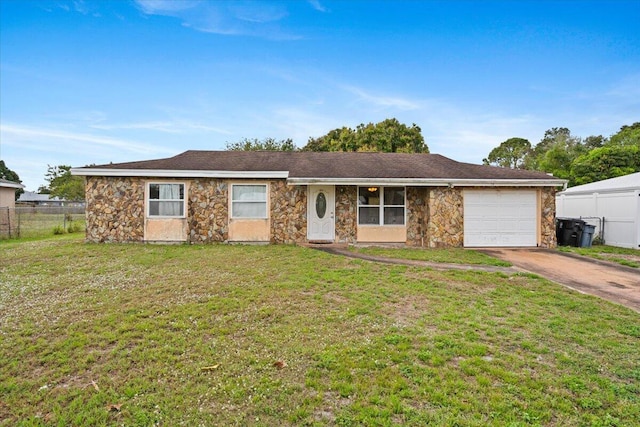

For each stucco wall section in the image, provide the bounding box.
[85,176,145,242]
[406,187,430,246]
[0,187,16,208]
[427,187,464,248]
[335,185,357,243]
[270,181,307,244]
[540,187,557,248]
[188,179,228,243]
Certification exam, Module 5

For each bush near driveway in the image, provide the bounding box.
[1,238,639,426]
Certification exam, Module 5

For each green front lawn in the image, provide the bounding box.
[349,246,512,267]
[1,238,638,426]
[558,245,640,268]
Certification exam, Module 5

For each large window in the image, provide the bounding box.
[358,186,405,225]
[232,184,267,218]
[148,183,185,217]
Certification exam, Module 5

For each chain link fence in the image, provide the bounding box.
[1,206,86,239]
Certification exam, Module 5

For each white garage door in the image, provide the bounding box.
[464,190,537,247]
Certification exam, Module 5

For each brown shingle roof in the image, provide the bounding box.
[84,150,560,181]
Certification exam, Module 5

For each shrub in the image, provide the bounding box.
[67,222,83,234]
[53,225,66,235]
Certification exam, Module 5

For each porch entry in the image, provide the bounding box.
[307,185,335,241]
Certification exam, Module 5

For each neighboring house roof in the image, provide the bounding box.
[559,172,640,195]
[72,150,566,187]
[0,178,25,189]
[17,191,62,203]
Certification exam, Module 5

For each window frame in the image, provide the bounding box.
[147,182,186,218]
[357,186,406,226]
[230,183,268,219]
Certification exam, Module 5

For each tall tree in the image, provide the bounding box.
[482,123,640,187]
[303,118,428,153]
[43,165,85,201]
[225,137,296,151]
[536,144,574,180]
[582,135,606,151]
[303,127,356,152]
[525,127,582,171]
[0,160,24,200]
[482,137,531,169]
[571,145,640,185]
[608,122,640,147]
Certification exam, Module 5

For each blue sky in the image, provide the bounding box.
[1,0,639,191]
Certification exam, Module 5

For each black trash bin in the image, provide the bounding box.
[556,218,585,247]
[556,218,568,245]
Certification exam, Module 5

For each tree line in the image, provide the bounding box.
[483,123,640,186]
[225,118,428,153]
[1,119,637,201]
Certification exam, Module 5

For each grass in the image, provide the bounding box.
[1,212,86,240]
[557,245,640,268]
[349,246,512,267]
[1,237,639,426]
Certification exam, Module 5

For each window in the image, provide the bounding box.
[148,183,185,217]
[232,184,267,218]
[358,186,405,225]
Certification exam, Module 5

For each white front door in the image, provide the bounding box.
[308,185,335,241]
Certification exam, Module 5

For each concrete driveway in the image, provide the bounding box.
[480,248,640,312]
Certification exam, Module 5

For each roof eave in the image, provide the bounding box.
[70,168,290,179]
[70,168,566,187]
[0,182,25,189]
[558,186,640,195]
[286,177,567,187]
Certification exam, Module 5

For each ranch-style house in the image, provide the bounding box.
[71,150,566,247]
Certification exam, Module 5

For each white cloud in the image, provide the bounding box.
[524,74,640,141]
[0,123,180,190]
[308,0,328,13]
[606,73,640,100]
[133,0,300,40]
[72,0,89,14]
[90,120,232,135]
[342,85,421,111]
[270,107,341,144]
[0,123,175,155]
[134,0,200,15]
[229,2,288,23]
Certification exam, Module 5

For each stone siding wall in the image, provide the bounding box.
[539,187,557,248]
[335,185,357,243]
[85,176,145,242]
[270,181,307,244]
[84,177,559,248]
[188,179,228,243]
[426,187,464,248]
[406,187,430,246]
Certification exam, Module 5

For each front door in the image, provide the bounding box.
[308,185,335,241]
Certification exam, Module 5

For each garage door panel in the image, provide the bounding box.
[499,219,520,231]
[464,190,537,247]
